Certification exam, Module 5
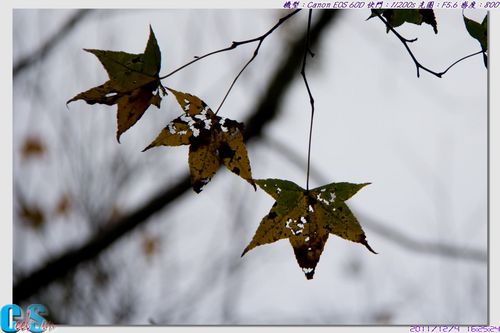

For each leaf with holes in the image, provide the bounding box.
[368,9,438,34]
[143,88,255,193]
[242,179,376,279]
[67,26,163,142]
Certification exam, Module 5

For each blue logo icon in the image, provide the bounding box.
[0,304,54,333]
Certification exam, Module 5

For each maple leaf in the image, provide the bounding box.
[242,179,376,279]
[143,88,255,193]
[67,26,163,142]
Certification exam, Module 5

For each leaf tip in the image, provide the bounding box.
[66,94,79,106]
[241,244,253,257]
[302,267,315,280]
[361,238,378,254]
[83,48,97,55]
[192,178,211,194]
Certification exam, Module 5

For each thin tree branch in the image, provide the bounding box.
[214,39,260,115]
[13,10,339,304]
[264,137,487,263]
[376,13,485,78]
[441,50,485,75]
[159,9,301,81]
[301,9,315,191]
[13,9,93,78]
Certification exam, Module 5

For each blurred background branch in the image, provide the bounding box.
[13,9,93,78]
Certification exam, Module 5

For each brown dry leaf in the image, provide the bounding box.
[242,179,376,279]
[144,89,255,193]
[67,26,163,142]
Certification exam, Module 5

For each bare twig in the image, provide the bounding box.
[159,9,301,81]
[214,10,304,114]
[376,13,485,78]
[301,9,315,190]
[160,9,301,115]
[440,50,485,75]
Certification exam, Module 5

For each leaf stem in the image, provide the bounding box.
[376,13,484,78]
[214,38,261,115]
[301,10,314,191]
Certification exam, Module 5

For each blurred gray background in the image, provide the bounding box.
[12,9,487,325]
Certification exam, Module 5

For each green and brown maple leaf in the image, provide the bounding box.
[143,89,255,193]
[242,179,376,279]
[67,26,163,142]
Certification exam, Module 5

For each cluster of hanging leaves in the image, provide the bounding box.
[463,13,488,67]
[242,179,375,279]
[67,26,163,142]
[68,25,376,280]
[368,9,438,34]
[143,89,255,193]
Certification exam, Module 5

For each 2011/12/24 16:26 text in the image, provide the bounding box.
[410,326,500,332]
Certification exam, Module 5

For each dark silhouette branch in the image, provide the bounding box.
[13,9,92,78]
[13,10,339,304]
[376,13,485,78]
[265,137,487,263]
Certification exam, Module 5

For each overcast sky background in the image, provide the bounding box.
[6,7,493,326]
